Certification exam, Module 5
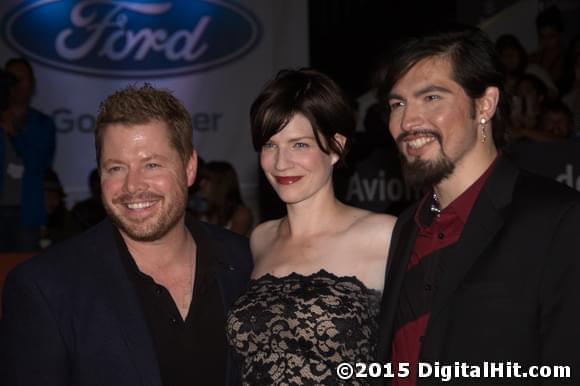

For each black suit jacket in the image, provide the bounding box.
[0,217,253,386]
[378,157,580,385]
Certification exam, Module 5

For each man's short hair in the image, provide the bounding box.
[94,84,193,167]
[377,25,511,149]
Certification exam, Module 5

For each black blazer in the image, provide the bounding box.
[0,217,253,386]
[378,157,580,385]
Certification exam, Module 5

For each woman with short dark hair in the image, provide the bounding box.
[227,68,396,384]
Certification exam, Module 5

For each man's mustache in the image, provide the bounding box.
[113,192,163,204]
[395,130,443,146]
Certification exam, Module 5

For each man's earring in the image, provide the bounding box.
[480,117,487,143]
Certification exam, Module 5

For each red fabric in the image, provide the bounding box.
[392,156,499,386]
[391,314,430,385]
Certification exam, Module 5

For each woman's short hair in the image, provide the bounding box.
[250,68,355,165]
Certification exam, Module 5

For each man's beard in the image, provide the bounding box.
[103,188,187,242]
[396,131,455,190]
[400,154,455,190]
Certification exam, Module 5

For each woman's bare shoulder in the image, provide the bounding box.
[250,218,282,257]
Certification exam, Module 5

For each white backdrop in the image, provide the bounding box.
[0,0,309,210]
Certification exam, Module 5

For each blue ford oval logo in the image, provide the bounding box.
[2,0,262,77]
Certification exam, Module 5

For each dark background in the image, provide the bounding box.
[309,0,457,99]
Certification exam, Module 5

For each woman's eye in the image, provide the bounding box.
[294,142,308,148]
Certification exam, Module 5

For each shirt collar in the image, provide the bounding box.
[415,154,501,229]
[115,215,220,288]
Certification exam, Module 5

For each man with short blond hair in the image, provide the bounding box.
[1,84,252,386]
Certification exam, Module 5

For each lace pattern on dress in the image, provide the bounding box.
[226,269,381,385]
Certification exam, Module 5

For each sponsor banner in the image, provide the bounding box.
[336,146,422,216]
[336,102,423,216]
[0,0,308,208]
[509,140,580,192]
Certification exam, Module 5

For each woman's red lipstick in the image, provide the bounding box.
[274,176,302,185]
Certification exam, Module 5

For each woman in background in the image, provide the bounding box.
[495,34,528,96]
[198,160,253,236]
[226,69,396,385]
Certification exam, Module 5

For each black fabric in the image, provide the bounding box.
[393,247,447,332]
[116,222,226,386]
[0,217,252,386]
[377,157,580,385]
[393,199,452,332]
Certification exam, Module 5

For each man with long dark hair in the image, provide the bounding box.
[377,25,580,385]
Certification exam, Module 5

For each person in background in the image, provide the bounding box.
[541,100,575,140]
[561,46,580,134]
[0,84,252,386]
[227,69,396,384]
[377,24,580,386]
[495,34,559,100]
[495,34,528,96]
[0,69,16,112]
[198,161,253,236]
[529,5,566,89]
[0,57,56,251]
[510,73,556,142]
[71,168,106,230]
[185,155,207,216]
[40,169,79,248]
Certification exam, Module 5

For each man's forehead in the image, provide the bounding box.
[104,119,168,132]
[405,56,452,80]
[390,56,456,93]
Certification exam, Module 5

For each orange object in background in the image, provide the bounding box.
[0,252,36,316]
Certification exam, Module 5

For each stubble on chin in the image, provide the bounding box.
[103,190,187,242]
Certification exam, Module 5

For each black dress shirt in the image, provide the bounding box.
[116,219,227,386]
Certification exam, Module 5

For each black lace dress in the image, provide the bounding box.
[226,269,381,385]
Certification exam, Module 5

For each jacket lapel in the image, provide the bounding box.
[185,218,238,313]
[94,221,162,386]
[378,206,419,360]
[185,218,249,386]
[429,157,519,322]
